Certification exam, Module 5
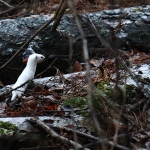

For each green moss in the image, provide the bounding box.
[92,88,105,111]
[97,81,113,97]
[62,97,88,109]
[62,97,89,116]
[62,82,137,113]
[95,81,137,110]
[100,28,106,34]
[117,84,137,103]
[0,121,18,135]
[131,7,143,12]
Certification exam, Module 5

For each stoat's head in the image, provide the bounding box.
[29,53,45,63]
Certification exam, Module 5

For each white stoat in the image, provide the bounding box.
[11,53,45,101]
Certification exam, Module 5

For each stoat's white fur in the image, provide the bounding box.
[11,53,45,101]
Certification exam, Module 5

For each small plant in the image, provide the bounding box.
[91,87,108,111]
[97,81,113,97]
[0,121,18,135]
[97,81,137,102]
[62,97,88,109]
[117,84,137,103]
[62,97,89,116]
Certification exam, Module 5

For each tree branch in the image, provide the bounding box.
[0,0,13,8]
[30,117,90,150]
[0,0,24,17]
[0,0,65,70]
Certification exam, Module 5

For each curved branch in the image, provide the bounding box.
[0,0,25,17]
[0,0,13,8]
[0,0,65,70]
[30,117,90,150]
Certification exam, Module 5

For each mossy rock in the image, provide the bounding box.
[0,121,18,135]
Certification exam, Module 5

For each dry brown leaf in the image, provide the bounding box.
[43,89,53,95]
[72,61,82,72]
[33,86,43,93]
[0,81,4,87]
[132,52,150,64]
[54,94,61,100]
[44,104,58,110]
[90,58,104,67]
[23,100,38,111]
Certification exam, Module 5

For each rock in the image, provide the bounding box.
[1,5,150,84]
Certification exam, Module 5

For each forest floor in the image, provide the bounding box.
[0,0,150,150]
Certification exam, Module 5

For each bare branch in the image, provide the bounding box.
[30,117,90,150]
[51,0,68,31]
[66,1,107,150]
[0,58,56,100]
[50,124,131,150]
[0,0,65,70]
[0,0,13,8]
[0,0,25,17]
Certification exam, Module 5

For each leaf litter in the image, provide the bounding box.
[0,50,150,149]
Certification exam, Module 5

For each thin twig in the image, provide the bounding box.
[0,0,13,8]
[43,107,88,113]
[0,59,57,100]
[51,0,67,31]
[0,0,25,17]
[80,15,150,98]
[79,14,150,132]
[35,58,57,78]
[125,98,146,112]
[49,124,130,150]
[66,1,106,150]
[0,0,65,70]
[30,117,90,150]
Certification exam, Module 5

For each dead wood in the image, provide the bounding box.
[51,0,68,31]
[0,0,13,8]
[49,124,130,150]
[0,0,25,17]
[1,5,150,84]
[29,117,90,150]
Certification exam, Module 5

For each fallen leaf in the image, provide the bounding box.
[0,81,4,87]
[33,86,43,92]
[54,94,61,99]
[23,100,38,111]
[132,52,150,64]
[43,89,53,95]
[90,58,104,67]
[72,61,82,72]
[44,104,58,110]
